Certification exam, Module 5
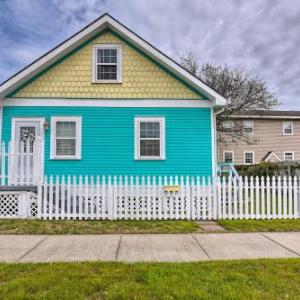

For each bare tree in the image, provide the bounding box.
[179,55,278,143]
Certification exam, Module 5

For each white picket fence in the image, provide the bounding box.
[0,141,41,185]
[36,175,300,220]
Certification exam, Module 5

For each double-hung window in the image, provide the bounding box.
[244,151,254,165]
[51,117,82,159]
[283,121,293,135]
[284,152,294,161]
[222,121,233,133]
[92,44,122,83]
[135,117,165,160]
[223,151,234,163]
[243,120,254,134]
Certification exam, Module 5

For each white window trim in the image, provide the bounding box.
[50,116,82,160]
[243,120,254,134]
[283,151,294,161]
[92,44,122,83]
[223,151,234,163]
[283,121,294,135]
[134,117,165,160]
[244,151,255,165]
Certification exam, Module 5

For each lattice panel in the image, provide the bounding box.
[0,193,20,218]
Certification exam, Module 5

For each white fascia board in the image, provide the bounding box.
[0,15,227,106]
[3,98,214,108]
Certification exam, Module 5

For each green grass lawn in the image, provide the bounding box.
[0,219,200,234]
[0,259,299,299]
[219,219,300,232]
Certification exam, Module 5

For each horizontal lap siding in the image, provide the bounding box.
[2,106,212,176]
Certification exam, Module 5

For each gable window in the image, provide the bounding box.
[51,117,82,159]
[223,151,234,163]
[92,44,122,83]
[135,117,165,160]
[243,120,254,134]
[284,152,294,161]
[222,121,233,133]
[244,151,254,165]
[283,121,293,135]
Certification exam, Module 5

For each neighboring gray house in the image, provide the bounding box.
[218,110,300,165]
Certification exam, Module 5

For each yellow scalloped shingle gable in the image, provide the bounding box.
[12,31,202,99]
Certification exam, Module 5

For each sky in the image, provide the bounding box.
[0,0,299,109]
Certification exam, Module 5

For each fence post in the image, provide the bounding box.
[239,176,243,219]
[186,176,191,220]
[294,176,298,219]
[283,176,287,219]
[288,176,293,219]
[266,176,271,219]
[1,142,6,185]
[37,179,42,219]
[107,176,113,220]
[19,192,29,219]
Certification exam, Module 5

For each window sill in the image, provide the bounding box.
[135,157,165,161]
[92,80,122,84]
[50,156,81,160]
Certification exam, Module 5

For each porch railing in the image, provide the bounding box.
[0,141,41,186]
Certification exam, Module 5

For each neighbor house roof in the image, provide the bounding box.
[0,13,226,106]
[223,110,300,119]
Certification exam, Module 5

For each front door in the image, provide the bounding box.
[11,118,44,184]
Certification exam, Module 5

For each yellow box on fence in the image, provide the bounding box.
[164,185,180,192]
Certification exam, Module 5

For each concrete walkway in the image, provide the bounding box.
[0,232,299,263]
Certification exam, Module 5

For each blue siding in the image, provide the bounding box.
[2,106,212,176]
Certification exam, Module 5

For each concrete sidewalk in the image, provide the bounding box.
[0,232,299,263]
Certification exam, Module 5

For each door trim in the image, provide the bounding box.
[11,118,45,183]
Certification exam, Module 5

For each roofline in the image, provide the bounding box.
[223,115,300,120]
[263,152,282,162]
[0,13,226,106]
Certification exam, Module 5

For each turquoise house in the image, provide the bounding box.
[0,14,226,183]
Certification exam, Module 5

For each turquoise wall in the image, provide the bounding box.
[2,106,212,176]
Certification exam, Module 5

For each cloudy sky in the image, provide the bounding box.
[0,0,299,108]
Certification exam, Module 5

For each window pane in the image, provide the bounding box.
[97,48,117,64]
[56,139,76,156]
[140,140,160,157]
[243,121,253,134]
[245,152,254,164]
[284,153,293,161]
[56,122,76,138]
[224,152,233,163]
[283,122,293,134]
[222,121,233,133]
[97,65,117,80]
[140,122,160,138]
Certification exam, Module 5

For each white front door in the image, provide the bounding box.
[11,118,44,184]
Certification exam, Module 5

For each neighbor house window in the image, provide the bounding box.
[243,120,254,134]
[92,44,122,83]
[223,151,234,163]
[222,121,233,133]
[135,117,165,160]
[284,152,294,161]
[51,117,82,159]
[244,151,254,164]
[283,122,293,135]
